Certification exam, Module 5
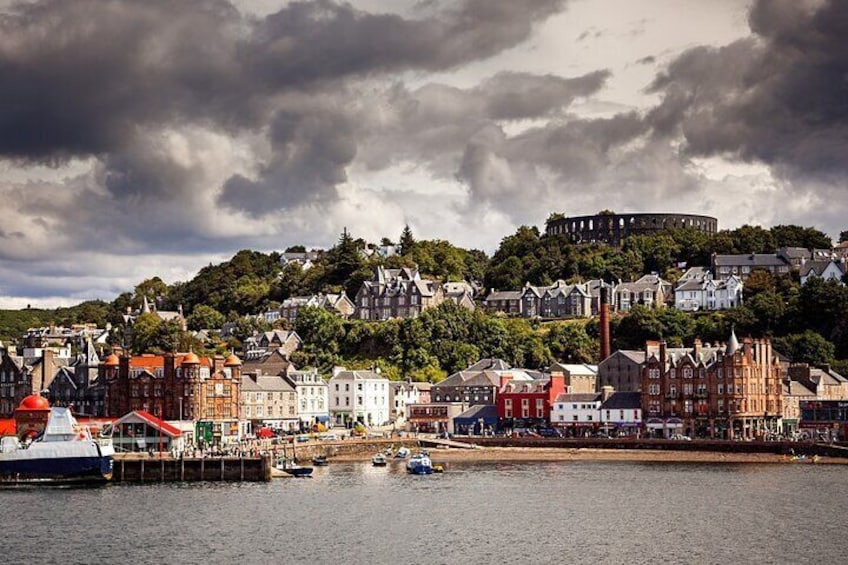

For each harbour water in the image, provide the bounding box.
[5,459,846,564]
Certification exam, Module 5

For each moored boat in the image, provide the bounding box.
[406,452,433,475]
[312,455,329,466]
[275,458,313,477]
[0,405,114,484]
[394,447,410,459]
[371,453,387,466]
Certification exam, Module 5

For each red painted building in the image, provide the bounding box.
[497,373,566,427]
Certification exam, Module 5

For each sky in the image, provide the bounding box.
[0,0,846,308]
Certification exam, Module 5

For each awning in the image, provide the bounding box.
[315,415,330,422]
[255,427,275,438]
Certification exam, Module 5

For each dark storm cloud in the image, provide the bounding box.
[248,0,566,84]
[0,0,564,163]
[647,0,848,180]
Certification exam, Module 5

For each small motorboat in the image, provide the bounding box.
[372,453,387,467]
[275,458,313,477]
[394,447,410,459]
[312,455,329,466]
[406,453,433,475]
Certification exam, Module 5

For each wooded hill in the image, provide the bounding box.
[2,222,847,380]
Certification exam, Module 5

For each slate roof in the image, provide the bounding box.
[713,254,788,267]
[555,393,601,403]
[600,391,641,410]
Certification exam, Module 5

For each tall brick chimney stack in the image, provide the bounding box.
[599,286,611,361]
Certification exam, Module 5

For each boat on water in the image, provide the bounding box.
[371,453,387,467]
[394,447,410,459]
[0,406,114,484]
[275,458,313,477]
[406,452,433,475]
[312,455,329,466]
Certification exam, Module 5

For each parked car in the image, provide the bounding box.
[320,433,339,441]
[537,427,563,438]
[670,434,692,441]
[295,434,311,443]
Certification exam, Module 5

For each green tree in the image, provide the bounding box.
[186,304,226,331]
[770,225,832,250]
[544,322,597,363]
[773,331,836,365]
[399,225,416,256]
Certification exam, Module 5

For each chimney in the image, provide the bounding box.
[499,373,513,388]
[599,286,611,361]
[659,340,667,366]
[601,385,614,402]
[213,354,224,374]
[693,338,702,358]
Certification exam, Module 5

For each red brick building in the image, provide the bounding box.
[102,351,242,424]
[641,332,782,439]
[497,373,566,428]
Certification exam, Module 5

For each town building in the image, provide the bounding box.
[786,364,848,400]
[327,367,390,427]
[407,402,467,434]
[597,350,646,392]
[600,391,642,436]
[497,373,566,429]
[548,362,598,393]
[389,379,431,425]
[613,274,672,311]
[800,260,846,285]
[484,279,613,319]
[355,266,444,320]
[102,351,243,445]
[285,369,330,430]
[641,333,783,439]
[443,282,476,312]
[240,373,298,433]
[674,268,743,311]
[44,338,104,416]
[550,392,603,436]
[279,249,322,270]
[279,293,355,325]
[243,331,302,360]
[799,400,848,441]
[0,349,70,417]
[482,290,522,315]
[430,359,536,406]
[781,380,816,437]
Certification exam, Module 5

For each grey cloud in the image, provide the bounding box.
[647,0,848,180]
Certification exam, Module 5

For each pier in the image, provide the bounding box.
[113,454,272,482]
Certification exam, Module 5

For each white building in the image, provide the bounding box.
[389,379,430,425]
[674,268,743,311]
[286,369,330,429]
[550,392,602,436]
[599,391,642,436]
[800,260,846,285]
[328,367,390,427]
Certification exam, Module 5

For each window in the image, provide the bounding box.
[683,367,693,379]
[670,369,676,379]
[648,384,660,395]
[649,368,660,379]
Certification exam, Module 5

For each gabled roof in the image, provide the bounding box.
[112,410,181,437]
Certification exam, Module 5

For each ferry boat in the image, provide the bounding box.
[0,407,114,484]
[405,452,433,475]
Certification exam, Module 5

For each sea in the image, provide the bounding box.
[4,459,845,565]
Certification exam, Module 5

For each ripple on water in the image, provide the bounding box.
[4,460,847,565]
